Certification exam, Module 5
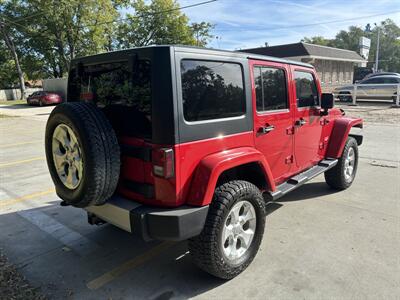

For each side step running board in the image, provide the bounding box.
[265,159,338,201]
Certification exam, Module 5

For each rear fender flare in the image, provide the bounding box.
[326,117,363,158]
[186,147,275,206]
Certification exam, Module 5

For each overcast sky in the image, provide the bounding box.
[178,0,400,50]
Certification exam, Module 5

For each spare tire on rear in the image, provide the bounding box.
[45,102,120,208]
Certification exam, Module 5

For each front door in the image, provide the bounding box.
[292,67,324,170]
[251,60,294,184]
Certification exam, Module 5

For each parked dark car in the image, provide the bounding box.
[27,91,63,106]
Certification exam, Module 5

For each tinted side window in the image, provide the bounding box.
[294,71,319,108]
[363,78,383,84]
[181,60,245,122]
[254,66,288,111]
[383,77,399,84]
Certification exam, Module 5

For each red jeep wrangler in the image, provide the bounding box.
[45,46,363,279]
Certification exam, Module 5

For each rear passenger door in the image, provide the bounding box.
[292,68,323,170]
[251,60,294,184]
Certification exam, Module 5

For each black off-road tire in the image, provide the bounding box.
[188,180,266,279]
[325,137,358,190]
[45,102,120,208]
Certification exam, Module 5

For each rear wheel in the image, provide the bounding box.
[325,137,358,190]
[45,102,120,207]
[188,180,266,279]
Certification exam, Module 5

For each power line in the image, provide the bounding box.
[215,9,400,32]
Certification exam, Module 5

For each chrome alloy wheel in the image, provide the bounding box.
[344,147,355,181]
[52,124,83,189]
[221,200,257,261]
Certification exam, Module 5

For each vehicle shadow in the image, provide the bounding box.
[277,181,341,202]
[0,202,228,299]
[0,104,30,109]
[0,183,334,299]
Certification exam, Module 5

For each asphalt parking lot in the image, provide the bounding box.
[0,102,399,299]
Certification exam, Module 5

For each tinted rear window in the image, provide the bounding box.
[181,60,245,122]
[68,60,152,139]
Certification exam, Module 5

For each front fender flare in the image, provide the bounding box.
[186,147,275,206]
[326,117,363,158]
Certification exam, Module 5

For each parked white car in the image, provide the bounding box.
[335,75,400,102]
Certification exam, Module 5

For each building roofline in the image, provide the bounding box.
[301,42,363,54]
[242,42,366,62]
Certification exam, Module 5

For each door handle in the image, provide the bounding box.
[295,118,307,127]
[258,124,275,135]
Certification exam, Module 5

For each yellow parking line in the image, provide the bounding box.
[0,188,55,207]
[87,241,175,290]
[0,140,42,149]
[0,156,45,168]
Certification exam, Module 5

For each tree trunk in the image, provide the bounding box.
[0,22,26,99]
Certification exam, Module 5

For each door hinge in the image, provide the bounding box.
[286,126,295,135]
[319,142,324,149]
[285,155,294,164]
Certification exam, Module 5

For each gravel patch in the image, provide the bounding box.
[337,102,400,124]
[0,250,46,300]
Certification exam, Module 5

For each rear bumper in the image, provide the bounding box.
[85,195,209,241]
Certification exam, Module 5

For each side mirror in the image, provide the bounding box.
[320,93,334,116]
[321,93,334,109]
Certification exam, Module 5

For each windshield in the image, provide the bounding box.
[68,60,152,139]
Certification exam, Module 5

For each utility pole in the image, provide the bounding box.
[375,25,380,73]
[0,17,26,99]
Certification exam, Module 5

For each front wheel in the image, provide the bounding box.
[188,181,266,279]
[325,137,358,190]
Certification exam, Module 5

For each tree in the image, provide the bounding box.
[0,38,18,88]
[0,15,26,97]
[333,26,366,51]
[301,36,330,46]
[0,0,215,88]
[301,19,400,72]
[117,0,213,48]
[369,19,400,72]
[2,0,121,78]
[192,22,214,47]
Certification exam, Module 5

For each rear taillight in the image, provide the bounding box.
[152,148,174,178]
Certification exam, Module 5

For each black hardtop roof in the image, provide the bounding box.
[71,45,313,68]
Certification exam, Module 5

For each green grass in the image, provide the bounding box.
[0,99,27,106]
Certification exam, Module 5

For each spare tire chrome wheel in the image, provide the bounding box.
[45,102,120,208]
[52,124,83,189]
